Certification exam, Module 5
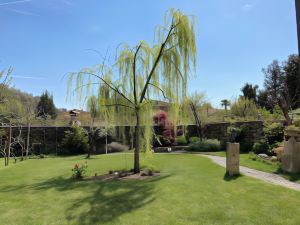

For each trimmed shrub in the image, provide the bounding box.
[252,140,269,154]
[263,122,284,148]
[175,136,187,146]
[240,141,254,153]
[189,136,201,144]
[227,124,253,152]
[189,139,221,152]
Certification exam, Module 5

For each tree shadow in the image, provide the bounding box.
[223,172,242,181]
[3,174,170,224]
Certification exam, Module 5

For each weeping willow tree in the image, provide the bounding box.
[67,9,197,173]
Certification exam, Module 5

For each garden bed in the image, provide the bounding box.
[85,170,160,181]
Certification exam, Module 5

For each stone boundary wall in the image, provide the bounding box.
[0,121,264,154]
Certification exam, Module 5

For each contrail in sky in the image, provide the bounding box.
[12,75,47,80]
[0,0,32,7]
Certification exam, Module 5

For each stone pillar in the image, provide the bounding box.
[226,143,240,176]
[282,129,300,173]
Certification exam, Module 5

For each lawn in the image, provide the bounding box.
[202,151,300,183]
[1,154,300,225]
[203,151,279,172]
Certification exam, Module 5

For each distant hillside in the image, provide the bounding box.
[0,86,39,115]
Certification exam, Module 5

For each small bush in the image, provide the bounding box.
[252,140,269,154]
[189,136,201,144]
[175,136,187,145]
[293,119,300,128]
[263,122,284,148]
[227,124,253,152]
[60,125,89,155]
[107,142,129,153]
[72,162,88,179]
[189,139,221,152]
[240,141,254,153]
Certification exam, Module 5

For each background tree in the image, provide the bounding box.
[36,91,57,119]
[23,101,38,158]
[230,97,258,119]
[262,60,292,125]
[0,67,12,105]
[241,83,259,103]
[221,99,230,111]
[68,9,197,173]
[188,91,206,140]
[257,90,275,112]
[86,95,100,158]
[283,54,300,109]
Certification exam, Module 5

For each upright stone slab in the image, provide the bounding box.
[226,143,240,176]
[282,129,300,174]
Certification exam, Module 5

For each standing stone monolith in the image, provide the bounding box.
[226,143,240,176]
[282,129,300,173]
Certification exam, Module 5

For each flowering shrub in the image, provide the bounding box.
[153,110,175,147]
[72,162,88,179]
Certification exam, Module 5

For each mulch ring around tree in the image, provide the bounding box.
[85,170,160,182]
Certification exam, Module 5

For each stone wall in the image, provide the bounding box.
[0,121,264,154]
[200,121,264,146]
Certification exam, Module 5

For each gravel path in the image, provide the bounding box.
[200,154,300,191]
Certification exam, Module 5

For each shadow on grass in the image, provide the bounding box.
[2,174,170,225]
[275,168,300,183]
[223,173,242,181]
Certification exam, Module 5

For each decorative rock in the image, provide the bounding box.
[226,143,240,176]
[258,154,269,159]
[271,156,278,162]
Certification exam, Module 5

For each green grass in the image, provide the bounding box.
[204,151,300,183]
[1,154,300,225]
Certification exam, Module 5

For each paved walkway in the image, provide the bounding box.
[200,154,300,191]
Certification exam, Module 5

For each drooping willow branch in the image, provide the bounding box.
[78,72,134,105]
[67,8,198,173]
[139,22,178,104]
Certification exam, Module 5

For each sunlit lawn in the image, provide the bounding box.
[204,151,300,183]
[1,153,300,225]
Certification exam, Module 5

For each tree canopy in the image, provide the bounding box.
[36,91,57,119]
[68,9,197,172]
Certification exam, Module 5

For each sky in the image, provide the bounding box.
[0,0,298,109]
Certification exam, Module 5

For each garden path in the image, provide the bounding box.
[200,154,300,191]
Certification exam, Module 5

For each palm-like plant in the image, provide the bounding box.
[221,99,230,111]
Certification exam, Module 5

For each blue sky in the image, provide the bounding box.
[0,0,297,109]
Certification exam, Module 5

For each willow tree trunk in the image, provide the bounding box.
[134,110,140,173]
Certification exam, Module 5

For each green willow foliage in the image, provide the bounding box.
[67,9,197,162]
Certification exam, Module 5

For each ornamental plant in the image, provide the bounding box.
[153,110,175,146]
[72,162,88,179]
